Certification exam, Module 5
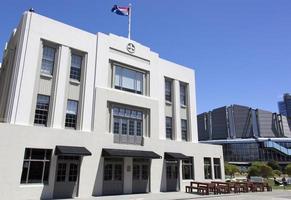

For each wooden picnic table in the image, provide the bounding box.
[185,181,217,195]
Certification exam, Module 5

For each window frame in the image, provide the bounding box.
[165,78,172,103]
[34,94,50,126]
[20,148,52,184]
[69,52,83,82]
[182,157,194,180]
[40,44,57,76]
[213,158,222,179]
[180,82,187,107]
[166,116,173,140]
[111,105,145,137]
[65,99,78,129]
[181,119,188,141]
[204,157,213,180]
[112,62,147,95]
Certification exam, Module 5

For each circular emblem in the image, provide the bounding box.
[127,43,135,54]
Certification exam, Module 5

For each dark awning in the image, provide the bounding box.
[164,152,189,160]
[102,148,161,159]
[55,146,92,156]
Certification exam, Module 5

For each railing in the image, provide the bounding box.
[263,140,291,155]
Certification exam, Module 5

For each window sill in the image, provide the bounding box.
[19,183,46,187]
[69,79,80,85]
[40,73,53,79]
[165,101,172,106]
[180,104,187,108]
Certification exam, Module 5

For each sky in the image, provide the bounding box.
[1,0,291,114]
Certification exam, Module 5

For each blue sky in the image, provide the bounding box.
[1,0,291,114]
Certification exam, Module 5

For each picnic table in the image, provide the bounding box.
[185,181,217,195]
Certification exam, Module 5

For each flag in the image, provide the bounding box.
[111,5,129,16]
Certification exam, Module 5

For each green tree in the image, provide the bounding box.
[285,164,291,176]
[273,169,282,177]
[267,161,280,171]
[225,163,240,177]
[248,162,273,178]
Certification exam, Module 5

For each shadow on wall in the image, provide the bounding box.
[92,156,104,196]
[160,159,166,192]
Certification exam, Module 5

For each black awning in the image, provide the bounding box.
[55,146,92,156]
[164,152,189,160]
[102,148,162,159]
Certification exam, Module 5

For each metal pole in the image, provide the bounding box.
[128,3,132,40]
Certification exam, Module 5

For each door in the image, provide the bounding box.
[103,158,124,195]
[53,156,80,199]
[132,158,150,193]
[166,160,179,192]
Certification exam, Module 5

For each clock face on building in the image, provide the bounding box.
[127,43,135,54]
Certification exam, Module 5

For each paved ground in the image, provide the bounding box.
[73,190,291,200]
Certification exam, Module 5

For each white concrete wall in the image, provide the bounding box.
[0,12,224,199]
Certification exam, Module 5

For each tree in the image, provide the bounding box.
[225,163,240,178]
[267,161,280,171]
[273,170,282,177]
[248,162,273,178]
[285,164,291,176]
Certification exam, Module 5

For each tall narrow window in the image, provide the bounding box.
[114,65,144,94]
[214,158,222,179]
[70,54,82,81]
[65,100,78,129]
[204,157,212,179]
[165,79,172,102]
[181,119,188,141]
[182,158,194,179]
[41,45,56,75]
[180,83,187,106]
[34,94,50,126]
[20,148,52,184]
[166,117,173,139]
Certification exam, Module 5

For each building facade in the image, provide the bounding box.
[0,11,224,199]
[278,93,291,128]
[198,104,291,168]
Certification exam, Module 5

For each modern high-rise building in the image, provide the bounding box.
[278,93,291,127]
[0,11,224,199]
[198,104,291,169]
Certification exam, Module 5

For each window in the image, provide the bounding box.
[34,94,50,126]
[165,79,172,102]
[142,165,149,180]
[112,106,143,137]
[133,165,140,180]
[204,157,212,179]
[114,65,144,94]
[56,163,66,182]
[65,100,78,129]
[41,45,56,75]
[166,117,173,139]
[20,148,52,184]
[181,119,188,141]
[104,164,113,180]
[180,83,187,106]
[214,158,222,179]
[70,54,82,81]
[182,158,194,179]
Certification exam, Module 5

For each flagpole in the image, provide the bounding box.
[128,3,132,40]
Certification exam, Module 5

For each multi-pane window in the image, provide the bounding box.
[133,165,140,180]
[20,148,52,184]
[65,100,78,129]
[70,54,82,81]
[204,157,212,179]
[166,117,173,139]
[165,79,172,102]
[41,45,56,75]
[182,158,194,179]
[112,106,143,137]
[181,119,188,141]
[56,163,66,182]
[214,158,222,179]
[114,65,144,94]
[180,83,187,106]
[34,95,50,126]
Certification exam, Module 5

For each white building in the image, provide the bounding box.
[0,11,224,199]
